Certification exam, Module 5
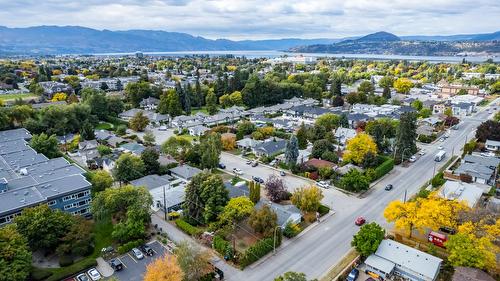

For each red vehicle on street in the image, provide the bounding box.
[355,216,366,226]
[428,231,447,248]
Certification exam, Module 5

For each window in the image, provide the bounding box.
[47,200,57,206]
[62,190,91,202]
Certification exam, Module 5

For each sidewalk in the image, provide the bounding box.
[96,257,114,278]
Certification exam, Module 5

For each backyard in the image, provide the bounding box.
[0,93,37,101]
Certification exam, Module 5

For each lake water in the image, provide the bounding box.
[93,50,499,63]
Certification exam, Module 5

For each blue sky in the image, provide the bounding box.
[0,0,499,39]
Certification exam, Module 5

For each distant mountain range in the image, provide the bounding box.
[290,31,500,56]
[0,26,499,56]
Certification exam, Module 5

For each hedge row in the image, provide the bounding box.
[240,235,281,268]
[213,235,231,255]
[45,258,98,281]
[175,218,203,237]
[373,156,394,181]
[117,239,144,254]
[317,204,330,217]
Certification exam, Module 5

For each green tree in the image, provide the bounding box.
[125,81,151,106]
[141,147,160,175]
[82,88,108,120]
[249,181,261,203]
[161,136,192,159]
[218,197,254,225]
[358,81,375,95]
[296,123,308,149]
[56,217,94,257]
[395,112,418,160]
[351,222,385,257]
[311,139,334,159]
[143,131,156,146]
[445,233,496,270]
[249,205,278,238]
[340,169,370,192]
[29,133,61,158]
[475,120,500,142]
[14,205,74,251]
[229,91,243,105]
[175,242,212,281]
[275,272,312,281]
[291,185,324,213]
[219,94,232,108]
[80,121,95,140]
[315,113,340,131]
[90,170,113,194]
[129,111,149,132]
[285,135,299,167]
[113,153,146,183]
[159,89,183,117]
[379,76,394,89]
[206,89,218,115]
[411,100,423,111]
[200,133,222,169]
[0,225,32,281]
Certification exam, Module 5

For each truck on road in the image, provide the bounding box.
[435,150,446,162]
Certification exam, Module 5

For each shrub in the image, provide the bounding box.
[317,204,330,216]
[117,239,144,254]
[373,156,394,181]
[213,235,231,256]
[240,236,281,268]
[283,222,301,238]
[46,258,98,281]
[175,219,203,237]
[58,255,74,267]
[431,172,446,188]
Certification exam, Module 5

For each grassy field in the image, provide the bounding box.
[95,122,114,130]
[0,93,37,101]
[191,107,210,115]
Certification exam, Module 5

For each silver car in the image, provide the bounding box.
[132,247,144,260]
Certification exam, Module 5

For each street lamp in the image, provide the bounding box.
[273,226,282,254]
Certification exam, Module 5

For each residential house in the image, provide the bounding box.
[255,200,302,228]
[236,137,263,151]
[364,239,442,281]
[454,155,500,185]
[419,117,442,127]
[38,81,74,99]
[485,139,500,152]
[438,181,488,208]
[139,97,160,110]
[119,108,169,125]
[334,128,357,146]
[169,164,202,181]
[452,102,474,117]
[439,83,480,96]
[452,267,496,281]
[433,104,446,115]
[0,129,92,225]
[253,139,287,157]
[119,142,146,155]
[336,164,364,175]
[189,125,210,136]
[224,182,250,198]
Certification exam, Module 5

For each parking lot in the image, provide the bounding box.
[110,240,169,281]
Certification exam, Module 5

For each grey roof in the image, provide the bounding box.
[169,165,202,180]
[485,139,500,147]
[374,239,442,280]
[130,174,172,191]
[455,162,494,180]
[463,154,500,168]
[0,128,32,142]
[365,254,395,274]
[255,200,301,227]
[120,142,146,154]
[224,182,249,198]
[254,139,287,155]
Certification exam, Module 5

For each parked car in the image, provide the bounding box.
[252,176,264,183]
[158,125,167,131]
[418,149,426,156]
[440,138,445,142]
[438,146,444,150]
[233,168,243,175]
[409,156,417,162]
[140,244,154,256]
[246,160,252,165]
[269,160,277,166]
[355,217,366,226]
[110,259,123,271]
[251,161,258,167]
[76,274,89,281]
[218,163,226,169]
[87,268,101,281]
[280,171,286,176]
[385,184,393,191]
[132,247,144,260]
[346,268,359,281]
[317,181,330,189]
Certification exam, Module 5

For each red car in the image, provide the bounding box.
[355,216,366,226]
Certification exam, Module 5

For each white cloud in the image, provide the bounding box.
[0,0,498,39]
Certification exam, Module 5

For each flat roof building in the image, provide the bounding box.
[0,129,92,225]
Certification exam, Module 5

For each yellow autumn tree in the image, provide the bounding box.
[51,92,67,102]
[143,255,183,281]
[383,200,421,237]
[393,78,413,94]
[343,133,378,165]
[221,134,236,151]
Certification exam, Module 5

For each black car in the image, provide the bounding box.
[346,268,359,281]
[140,244,154,256]
[251,162,258,167]
[110,259,123,271]
[214,266,224,280]
[385,184,393,191]
[252,176,264,183]
[218,163,226,169]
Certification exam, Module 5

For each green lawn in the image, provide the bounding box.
[0,93,37,101]
[191,107,209,115]
[177,134,197,143]
[95,122,114,130]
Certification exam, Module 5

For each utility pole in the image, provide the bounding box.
[403,189,407,203]
[163,184,168,220]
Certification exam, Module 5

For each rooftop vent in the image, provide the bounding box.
[19,168,28,176]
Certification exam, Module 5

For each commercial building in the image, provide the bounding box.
[0,128,92,226]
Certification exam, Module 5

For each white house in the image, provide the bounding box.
[485,139,500,152]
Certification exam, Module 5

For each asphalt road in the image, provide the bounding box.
[219,100,498,281]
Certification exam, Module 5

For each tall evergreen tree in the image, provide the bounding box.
[296,123,308,150]
[395,112,418,161]
[285,135,299,167]
[195,79,204,107]
[182,83,192,115]
[339,113,349,128]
